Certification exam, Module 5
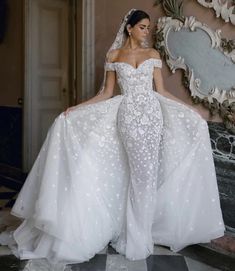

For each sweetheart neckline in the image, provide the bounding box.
[111,58,161,70]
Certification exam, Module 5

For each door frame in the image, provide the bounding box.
[23,0,95,172]
[23,0,34,172]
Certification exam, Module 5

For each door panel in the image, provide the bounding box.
[24,0,69,170]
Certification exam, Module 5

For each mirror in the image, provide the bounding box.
[154,16,235,132]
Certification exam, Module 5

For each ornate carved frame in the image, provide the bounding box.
[154,1,235,133]
[197,0,235,26]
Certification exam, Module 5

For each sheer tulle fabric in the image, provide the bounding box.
[0,59,224,269]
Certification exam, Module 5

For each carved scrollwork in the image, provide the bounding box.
[197,0,235,25]
[154,15,235,133]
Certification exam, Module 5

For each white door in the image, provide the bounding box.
[24,0,69,171]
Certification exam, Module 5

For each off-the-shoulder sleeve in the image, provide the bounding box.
[153,59,162,69]
[105,62,116,71]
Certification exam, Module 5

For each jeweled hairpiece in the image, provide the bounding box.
[125,9,137,23]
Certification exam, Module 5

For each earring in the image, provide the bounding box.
[128,32,131,36]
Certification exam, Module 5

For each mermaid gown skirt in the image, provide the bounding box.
[1,58,225,264]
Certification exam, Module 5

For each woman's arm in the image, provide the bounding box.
[151,56,186,105]
[64,70,116,115]
[154,67,203,116]
[153,66,188,104]
[153,67,202,115]
[151,52,201,114]
[149,48,195,108]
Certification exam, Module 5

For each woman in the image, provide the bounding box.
[1,8,225,271]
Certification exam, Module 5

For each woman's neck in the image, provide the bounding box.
[124,37,142,50]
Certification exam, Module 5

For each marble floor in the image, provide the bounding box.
[0,170,235,271]
[1,243,234,271]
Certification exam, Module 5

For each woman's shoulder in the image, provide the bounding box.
[147,48,161,59]
[106,49,120,63]
[106,47,161,62]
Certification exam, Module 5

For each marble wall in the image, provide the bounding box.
[208,122,235,231]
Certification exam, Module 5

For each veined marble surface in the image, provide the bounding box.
[208,122,235,231]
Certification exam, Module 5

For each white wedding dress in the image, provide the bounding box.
[1,58,225,268]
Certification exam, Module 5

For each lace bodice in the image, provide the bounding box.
[105,58,162,95]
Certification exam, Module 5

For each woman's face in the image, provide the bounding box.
[128,18,150,42]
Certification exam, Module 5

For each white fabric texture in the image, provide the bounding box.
[0,58,225,269]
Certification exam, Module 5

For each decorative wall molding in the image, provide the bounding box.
[23,0,33,172]
[197,0,235,26]
[81,0,95,101]
[155,16,235,132]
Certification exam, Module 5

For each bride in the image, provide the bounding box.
[0,8,225,270]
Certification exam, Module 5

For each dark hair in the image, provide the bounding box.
[124,10,150,36]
